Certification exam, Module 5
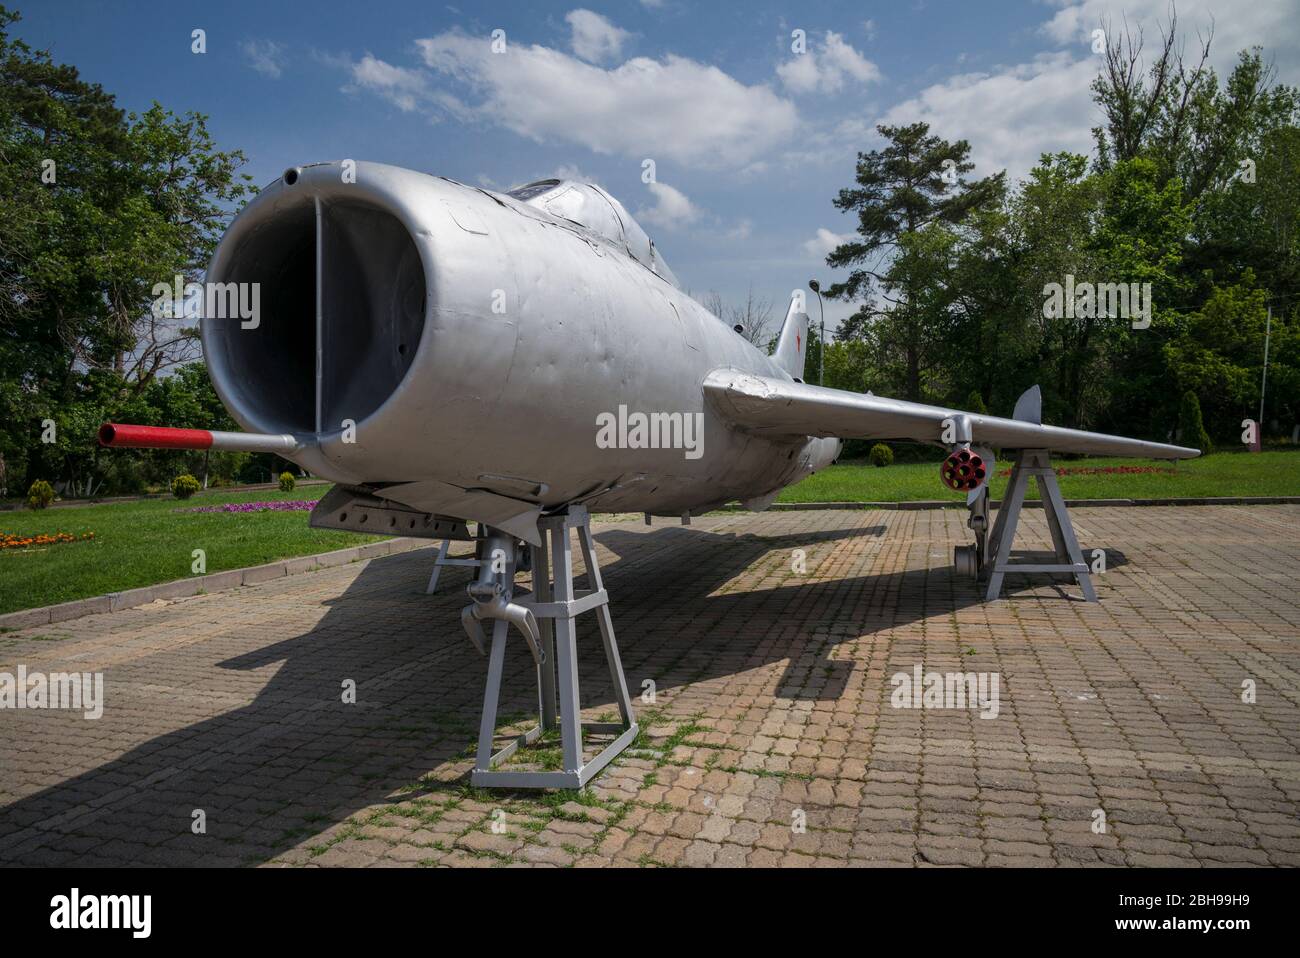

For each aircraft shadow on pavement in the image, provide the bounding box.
[0,519,1123,866]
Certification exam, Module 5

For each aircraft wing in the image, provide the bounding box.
[703,369,1200,459]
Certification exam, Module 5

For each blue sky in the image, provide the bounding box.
[14,0,1299,331]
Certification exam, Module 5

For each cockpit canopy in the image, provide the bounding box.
[505,179,679,288]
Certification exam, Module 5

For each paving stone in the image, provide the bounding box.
[0,506,1296,869]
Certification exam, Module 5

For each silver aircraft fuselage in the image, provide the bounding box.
[202,161,837,525]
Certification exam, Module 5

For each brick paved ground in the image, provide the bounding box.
[1,505,1297,867]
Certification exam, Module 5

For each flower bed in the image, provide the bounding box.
[179,500,317,514]
[1,531,96,550]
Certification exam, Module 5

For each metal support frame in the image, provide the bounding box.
[980,448,1097,602]
[468,506,638,789]
[425,539,480,595]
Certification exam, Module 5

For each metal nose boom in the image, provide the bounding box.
[98,423,301,454]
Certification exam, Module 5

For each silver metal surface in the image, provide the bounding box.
[984,449,1097,602]
[424,539,480,595]
[202,160,1197,544]
[469,507,638,790]
[703,370,1200,460]
[189,159,1207,790]
[309,486,470,540]
[207,430,300,454]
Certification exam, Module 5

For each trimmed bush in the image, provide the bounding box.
[1178,391,1213,454]
[964,390,988,415]
[278,471,296,493]
[869,443,894,467]
[171,474,201,499]
[26,479,55,509]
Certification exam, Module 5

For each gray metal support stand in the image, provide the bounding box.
[983,448,1097,602]
[426,539,480,595]
[468,506,638,789]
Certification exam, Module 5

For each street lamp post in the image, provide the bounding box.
[1259,302,1272,441]
[808,280,825,386]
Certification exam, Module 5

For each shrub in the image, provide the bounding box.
[1178,391,1213,454]
[171,474,201,499]
[26,479,55,509]
[964,390,988,415]
[278,471,296,493]
[869,443,894,467]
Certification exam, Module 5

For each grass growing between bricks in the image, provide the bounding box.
[271,774,637,868]
[0,484,386,614]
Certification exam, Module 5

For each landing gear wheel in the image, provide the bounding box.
[954,544,980,580]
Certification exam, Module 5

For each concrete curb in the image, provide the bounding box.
[0,537,435,632]
[738,496,1300,512]
[6,495,1297,630]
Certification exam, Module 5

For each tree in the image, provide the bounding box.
[0,6,252,495]
[1164,278,1297,441]
[1092,14,1279,206]
[696,286,778,350]
[824,122,1004,401]
[726,285,777,350]
[1177,390,1213,453]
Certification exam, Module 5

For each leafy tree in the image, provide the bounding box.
[0,6,252,496]
[824,122,1004,401]
[1164,277,1298,440]
[822,338,877,394]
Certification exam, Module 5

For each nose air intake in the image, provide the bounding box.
[203,178,427,438]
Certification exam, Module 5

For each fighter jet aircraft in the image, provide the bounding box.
[100,160,1197,535]
[97,161,1199,785]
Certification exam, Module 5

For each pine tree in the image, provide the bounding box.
[824,123,1004,401]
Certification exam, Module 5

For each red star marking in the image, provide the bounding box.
[796,333,802,351]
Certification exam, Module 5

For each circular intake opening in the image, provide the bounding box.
[283,167,300,186]
[204,194,427,436]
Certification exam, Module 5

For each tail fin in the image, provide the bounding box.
[772,293,810,381]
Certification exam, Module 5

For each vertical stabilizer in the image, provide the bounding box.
[772,294,810,381]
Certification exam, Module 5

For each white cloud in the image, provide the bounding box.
[803,227,855,258]
[876,52,1099,182]
[727,218,754,240]
[347,54,433,112]
[413,31,798,168]
[522,163,603,188]
[637,181,701,230]
[777,31,881,95]
[868,1,1300,186]
[241,39,287,79]
[566,9,631,64]
[1041,0,1300,84]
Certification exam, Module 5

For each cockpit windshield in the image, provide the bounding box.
[500,179,679,289]
[506,180,561,202]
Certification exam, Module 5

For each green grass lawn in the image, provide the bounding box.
[778,449,1300,503]
[0,486,386,615]
[2,449,1296,617]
